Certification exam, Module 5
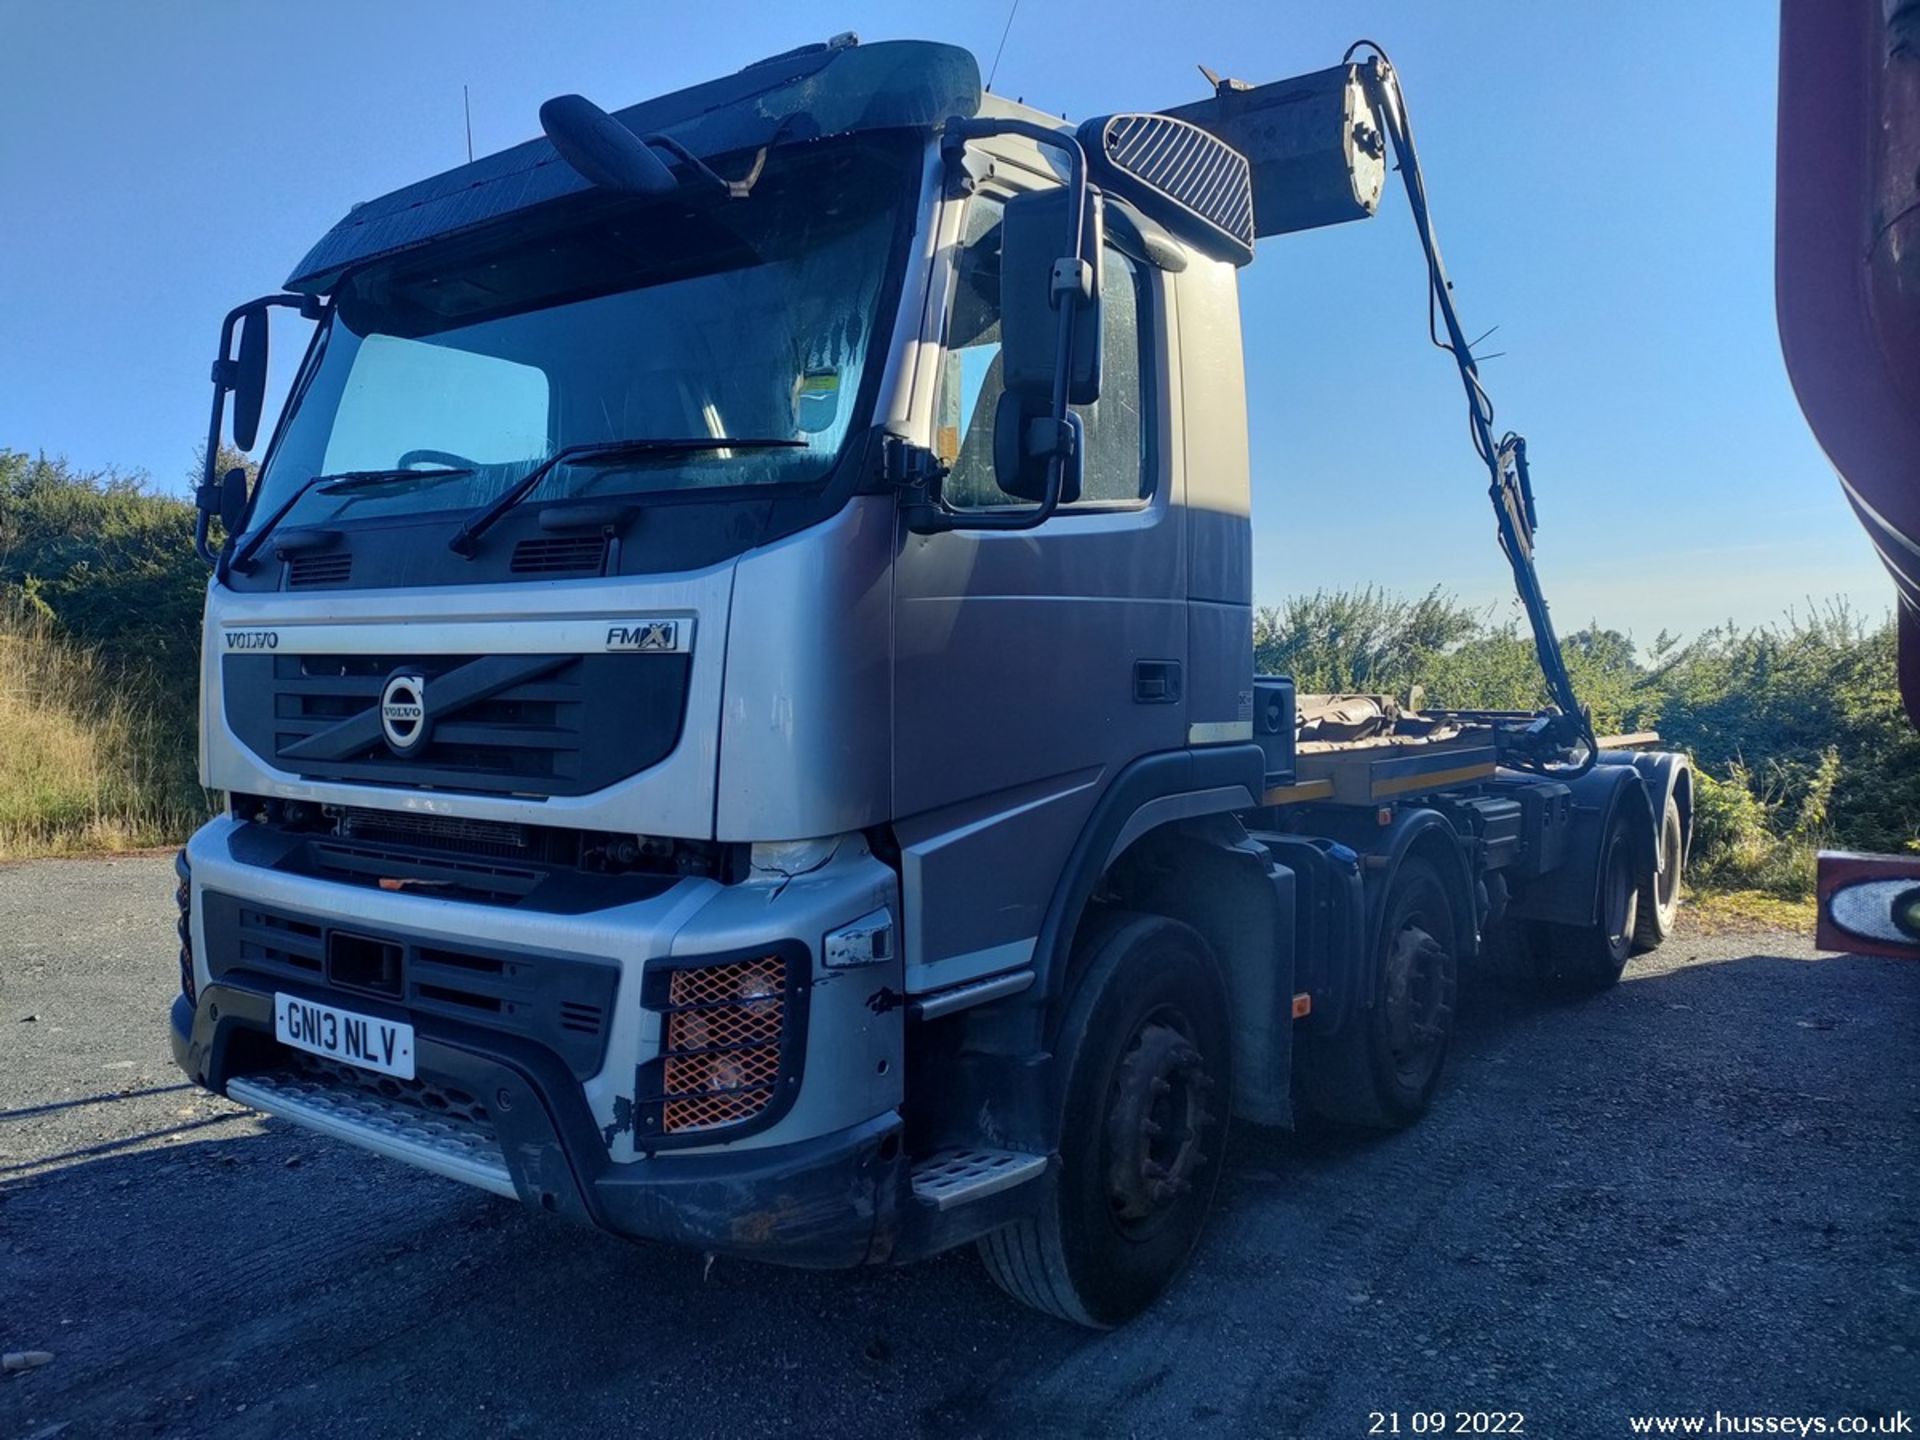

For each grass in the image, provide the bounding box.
[1679,885,1818,935]
[0,601,210,857]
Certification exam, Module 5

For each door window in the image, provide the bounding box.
[934,193,1149,511]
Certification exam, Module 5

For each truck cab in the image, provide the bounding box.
[174,36,1690,1326]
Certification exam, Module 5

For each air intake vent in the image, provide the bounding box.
[511,535,607,575]
[287,551,352,588]
[337,807,531,858]
[1079,111,1256,265]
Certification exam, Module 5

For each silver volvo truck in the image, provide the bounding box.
[173,36,1691,1326]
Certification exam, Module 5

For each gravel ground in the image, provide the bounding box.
[1,855,1916,1440]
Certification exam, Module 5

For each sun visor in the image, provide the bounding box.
[286,39,982,294]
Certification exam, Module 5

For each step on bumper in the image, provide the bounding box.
[174,984,907,1268]
[227,1069,517,1199]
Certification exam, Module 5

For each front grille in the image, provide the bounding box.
[336,807,531,858]
[638,948,806,1142]
[511,535,607,575]
[222,650,691,798]
[306,839,544,906]
[203,891,618,1080]
[287,552,353,588]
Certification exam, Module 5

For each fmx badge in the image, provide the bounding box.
[605,620,682,653]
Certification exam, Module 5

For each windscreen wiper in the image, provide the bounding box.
[446,437,804,557]
[229,466,474,574]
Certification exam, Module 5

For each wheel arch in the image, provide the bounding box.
[1090,817,1297,1127]
[911,746,1268,1158]
[1030,744,1267,1004]
[1364,809,1479,966]
[1508,761,1660,928]
[1601,747,1695,874]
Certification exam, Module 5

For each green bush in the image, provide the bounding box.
[1258,589,1916,899]
[0,449,215,853]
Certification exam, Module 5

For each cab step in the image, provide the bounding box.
[227,1069,516,1199]
[910,1148,1049,1210]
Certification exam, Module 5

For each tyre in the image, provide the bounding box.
[1632,793,1685,952]
[1301,857,1461,1129]
[1538,807,1639,990]
[977,912,1231,1328]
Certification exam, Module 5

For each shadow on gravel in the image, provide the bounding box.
[0,1083,195,1123]
[3,941,1914,1439]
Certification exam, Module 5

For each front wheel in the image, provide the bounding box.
[977,913,1231,1329]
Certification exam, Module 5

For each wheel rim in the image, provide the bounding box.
[1602,833,1635,947]
[1655,805,1683,913]
[1382,891,1456,1090]
[1101,1005,1216,1241]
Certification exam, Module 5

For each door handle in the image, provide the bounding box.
[1133,660,1183,704]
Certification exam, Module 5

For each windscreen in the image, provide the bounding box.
[251,133,916,528]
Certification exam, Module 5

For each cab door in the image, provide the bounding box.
[892,185,1186,991]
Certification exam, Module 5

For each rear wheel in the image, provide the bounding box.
[1302,857,1460,1129]
[1539,808,1639,990]
[977,913,1231,1328]
[1632,794,1685,951]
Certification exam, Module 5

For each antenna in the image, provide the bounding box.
[986,0,1022,93]
[463,84,474,163]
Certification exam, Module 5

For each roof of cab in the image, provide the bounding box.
[286,37,983,294]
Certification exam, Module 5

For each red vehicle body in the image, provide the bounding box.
[1776,0,1920,953]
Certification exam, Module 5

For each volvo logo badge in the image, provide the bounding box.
[379,673,428,754]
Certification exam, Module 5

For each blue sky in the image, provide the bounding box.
[0,0,1886,642]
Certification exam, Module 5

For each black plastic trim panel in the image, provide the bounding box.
[199,889,619,1081]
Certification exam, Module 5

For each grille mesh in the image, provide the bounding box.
[1096,112,1255,257]
[287,551,353,588]
[337,806,530,857]
[511,535,608,575]
[659,956,786,1134]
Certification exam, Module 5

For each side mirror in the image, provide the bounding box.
[999,186,1104,406]
[992,392,1083,504]
[218,466,250,537]
[230,306,270,451]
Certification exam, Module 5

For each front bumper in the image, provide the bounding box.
[174,811,909,1268]
[172,982,906,1268]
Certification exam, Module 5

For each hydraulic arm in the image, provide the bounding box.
[1349,41,1598,774]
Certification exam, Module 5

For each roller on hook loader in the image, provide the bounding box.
[174,34,1691,1326]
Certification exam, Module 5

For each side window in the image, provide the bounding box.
[935,193,1149,511]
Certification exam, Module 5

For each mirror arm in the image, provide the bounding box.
[912,117,1092,535]
[196,293,321,567]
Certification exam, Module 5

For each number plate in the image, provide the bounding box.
[274,993,416,1080]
